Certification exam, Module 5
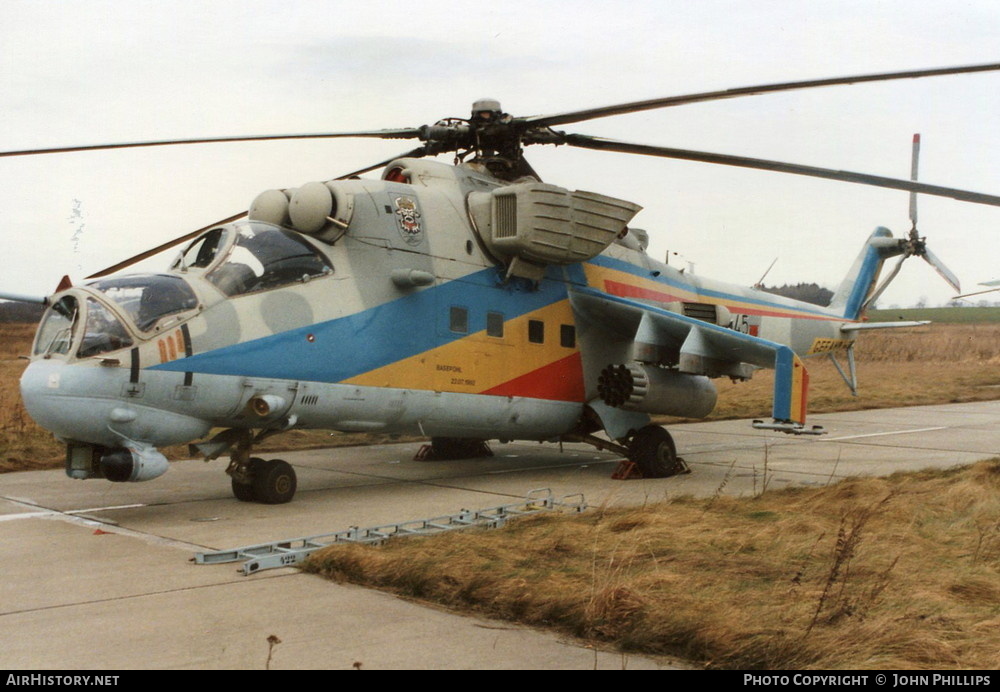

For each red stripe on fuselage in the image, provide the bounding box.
[479,352,585,402]
[602,280,840,322]
[603,280,682,303]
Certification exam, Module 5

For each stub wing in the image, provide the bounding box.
[570,287,822,435]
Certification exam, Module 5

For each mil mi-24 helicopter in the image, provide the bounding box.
[5,63,1000,504]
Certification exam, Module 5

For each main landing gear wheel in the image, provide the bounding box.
[252,459,297,504]
[628,425,685,478]
[231,457,297,504]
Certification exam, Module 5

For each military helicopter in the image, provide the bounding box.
[5,62,1000,504]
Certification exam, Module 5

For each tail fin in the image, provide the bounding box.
[828,227,905,320]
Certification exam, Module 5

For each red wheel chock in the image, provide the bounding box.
[611,459,643,480]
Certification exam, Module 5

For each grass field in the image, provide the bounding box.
[868,306,1000,323]
[687,321,1000,423]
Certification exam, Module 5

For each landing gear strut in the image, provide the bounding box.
[561,423,688,479]
[192,428,298,504]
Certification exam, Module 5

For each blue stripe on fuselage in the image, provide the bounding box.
[151,266,571,383]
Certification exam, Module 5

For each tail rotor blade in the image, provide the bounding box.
[863,254,908,312]
[909,133,920,228]
[921,246,961,293]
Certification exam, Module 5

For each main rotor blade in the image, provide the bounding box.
[0,129,423,158]
[525,62,1000,129]
[86,211,248,279]
[336,146,429,178]
[563,134,1000,208]
[955,285,1000,300]
[85,148,428,279]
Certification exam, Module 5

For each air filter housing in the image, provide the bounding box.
[469,182,642,280]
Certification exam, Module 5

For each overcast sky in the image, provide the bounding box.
[2,0,999,308]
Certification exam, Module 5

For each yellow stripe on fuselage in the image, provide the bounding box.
[343,301,579,395]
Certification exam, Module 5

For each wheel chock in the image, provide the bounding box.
[611,459,643,480]
[413,441,494,461]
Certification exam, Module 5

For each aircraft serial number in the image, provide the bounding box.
[451,378,476,386]
[728,315,750,334]
[808,338,852,354]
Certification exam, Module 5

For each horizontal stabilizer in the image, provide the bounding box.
[840,320,929,332]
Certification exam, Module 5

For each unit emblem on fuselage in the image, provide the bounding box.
[393,196,423,245]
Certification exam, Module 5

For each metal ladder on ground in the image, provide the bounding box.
[193,488,587,576]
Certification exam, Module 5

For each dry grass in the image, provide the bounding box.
[666,324,1000,423]
[304,460,1000,670]
[2,322,999,471]
[0,324,58,470]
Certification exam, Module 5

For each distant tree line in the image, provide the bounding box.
[759,282,833,307]
[0,301,45,323]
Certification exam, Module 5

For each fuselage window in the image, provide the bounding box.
[208,224,333,297]
[486,311,504,338]
[560,324,576,348]
[450,306,469,334]
[528,319,544,344]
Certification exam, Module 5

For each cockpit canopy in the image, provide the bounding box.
[174,222,334,297]
[33,274,199,359]
[31,223,334,360]
[32,294,135,359]
[89,274,199,331]
[33,295,80,357]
